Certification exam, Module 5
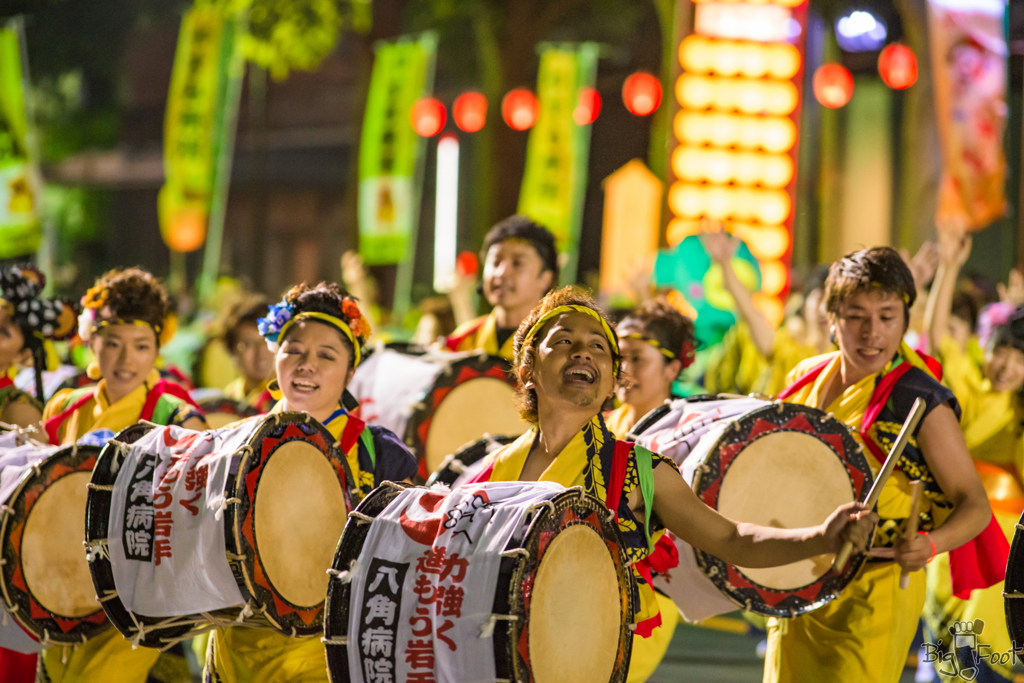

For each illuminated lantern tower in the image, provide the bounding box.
[669,0,807,327]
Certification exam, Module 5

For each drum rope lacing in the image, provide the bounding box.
[1004,591,1024,598]
[327,559,360,584]
[86,483,115,492]
[120,601,264,651]
[84,538,110,563]
[478,613,518,638]
[348,511,375,525]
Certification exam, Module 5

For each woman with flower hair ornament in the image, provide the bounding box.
[0,265,78,683]
[35,267,205,683]
[0,264,77,430]
[204,281,417,683]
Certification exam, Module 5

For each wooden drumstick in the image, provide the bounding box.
[833,397,926,573]
[899,480,924,589]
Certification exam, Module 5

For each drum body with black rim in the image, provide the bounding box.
[425,435,518,489]
[1003,509,1024,643]
[0,439,107,653]
[324,482,634,683]
[195,396,260,430]
[636,397,874,619]
[85,412,354,649]
[349,346,528,476]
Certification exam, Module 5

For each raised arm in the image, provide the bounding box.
[701,226,775,359]
[648,461,876,568]
[924,225,971,355]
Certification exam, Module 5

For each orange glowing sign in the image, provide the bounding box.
[670,0,807,320]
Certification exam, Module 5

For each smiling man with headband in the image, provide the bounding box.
[468,286,878,682]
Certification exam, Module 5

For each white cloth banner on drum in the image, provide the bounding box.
[349,348,442,437]
[636,398,767,623]
[0,441,57,505]
[346,482,565,683]
[108,424,245,616]
[638,397,766,468]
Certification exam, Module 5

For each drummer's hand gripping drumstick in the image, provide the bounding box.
[899,480,924,589]
[832,397,926,573]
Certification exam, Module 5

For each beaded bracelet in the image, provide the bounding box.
[918,530,937,563]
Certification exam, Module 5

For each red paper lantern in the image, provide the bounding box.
[453,91,488,133]
[410,97,446,137]
[812,64,854,109]
[878,44,918,90]
[622,72,662,116]
[573,87,602,126]
[502,89,539,131]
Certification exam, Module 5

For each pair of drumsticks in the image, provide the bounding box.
[832,397,926,590]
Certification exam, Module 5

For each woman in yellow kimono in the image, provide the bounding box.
[220,294,276,413]
[767,247,995,683]
[205,282,417,683]
[39,267,205,683]
[0,265,77,430]
[445,216,558,361]
[468,287,878,683]
[924,227,1024,681]
[701,228,831,397]
[605,298,694,439]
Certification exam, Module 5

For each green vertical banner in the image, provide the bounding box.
[358,33,437,266]
[159,5,242,255]
[0,21,41,259]
[518,43,598,285]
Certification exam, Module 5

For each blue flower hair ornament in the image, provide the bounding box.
[257,300,294,350]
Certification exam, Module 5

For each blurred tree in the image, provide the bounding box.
[220,0,372,79]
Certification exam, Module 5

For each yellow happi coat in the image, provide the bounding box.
[38,369,201,683]
[481,415,677,683]
[602,405,681,683]
[205,403,416,683]
[765,346,958,683]
[222,377,275,414]
[445,311,515,361]
[924,335,1023,680]
[705,322,824,397]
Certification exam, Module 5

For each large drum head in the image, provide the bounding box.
[424,378,524,472]
[22,471,96,617]
[692,403,873,617]
[529,524,621,683]
[254,439,349,608]
[717,431,852,589]
[232,413,352,635]
[2,444,107,644]
[407,354,527,475]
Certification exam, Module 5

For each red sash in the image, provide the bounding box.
[778,355,1007,598]
[44,379,199,445]
[444,319,485,353]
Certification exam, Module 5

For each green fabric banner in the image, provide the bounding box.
[358,33,437,265]
[0,22,41,259]
[517,43,598,285]
[158,6,241,253]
